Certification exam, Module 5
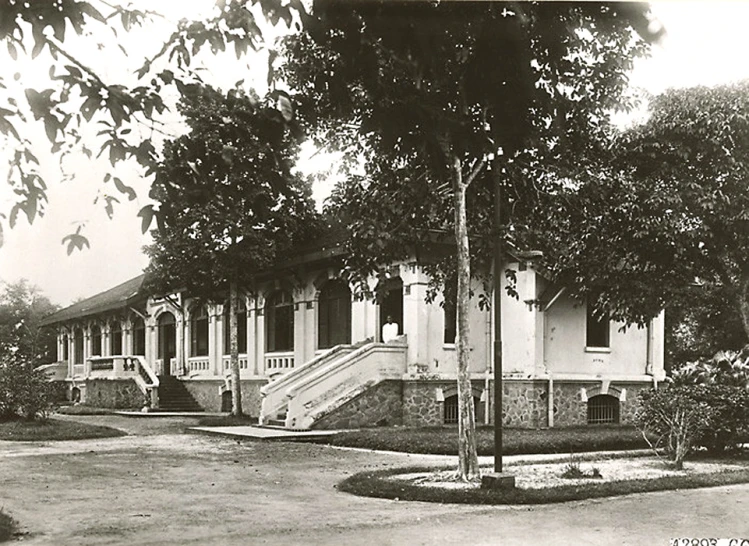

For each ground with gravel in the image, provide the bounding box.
[1,414,747,545]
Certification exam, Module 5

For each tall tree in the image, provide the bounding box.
[145,84,317,416]
[283,1,656,480]
[0,280,58,364]
[525,82,749,359]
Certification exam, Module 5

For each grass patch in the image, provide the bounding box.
[329,425,650,456]
[55,405,116,416]
[0,510,14,542]
[195,414,258,427]
[338,464,749,505]
[0,417,126,441]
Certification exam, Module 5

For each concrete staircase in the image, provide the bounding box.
[157,376,203,412]
[260,341,407,429]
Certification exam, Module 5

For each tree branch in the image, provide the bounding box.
[463,156,486,188]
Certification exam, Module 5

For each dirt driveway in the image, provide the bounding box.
[1,415,748,545]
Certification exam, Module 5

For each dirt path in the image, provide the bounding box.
[1,415,747,545]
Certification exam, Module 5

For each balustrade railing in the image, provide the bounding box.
[187,357,211,374]
[264,352,294,373]
[222,356,249,372]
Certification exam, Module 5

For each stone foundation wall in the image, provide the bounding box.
[500,381,549,428]
[393,379,654,429]
[552,382,595,427]
[617,383,651,425]
[312,381,403,430]
[181,379,266,415]
[83,379,145,409]
[402,381,444,426]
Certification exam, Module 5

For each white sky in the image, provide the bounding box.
[1,1,749,307]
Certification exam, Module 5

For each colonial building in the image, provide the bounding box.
[41,247,665,429]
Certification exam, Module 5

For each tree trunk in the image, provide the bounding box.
[738,272,749,341]
[229,279,243,416]
[450,153,480,481]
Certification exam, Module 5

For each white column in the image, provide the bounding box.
[401,265,429,367]
[208,305,219,374]
[123,320,132,355]
[102,324,111,357]
[247,300,258,375]
[176,314,185,373]
[293,293,306,368]
[306,290,317,361]
[256,300,266,375]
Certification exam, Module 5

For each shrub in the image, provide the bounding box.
[690,385,749,452]
[667,347,749,452]
[0,509,14,542]
[0,352,54,421]
[635,386,715,469]
[560,456,604,479]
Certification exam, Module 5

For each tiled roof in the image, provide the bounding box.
[40,274,147,326]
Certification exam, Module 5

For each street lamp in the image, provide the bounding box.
[481,156,542,490]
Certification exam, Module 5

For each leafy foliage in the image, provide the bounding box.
[525,82,749,340]
[635,386,715,470]
[667,347,749,452]
[282,1,656,479]
[0,280,57,364]
[0,0,307,247]
[144,84,317,297]
[0,352,54,421]
[144,83,318,416]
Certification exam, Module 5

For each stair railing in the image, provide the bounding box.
[260,344,354,425]
[131,356,160,410]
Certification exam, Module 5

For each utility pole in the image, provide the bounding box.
[492,155,504,474]
[481,152,515,489]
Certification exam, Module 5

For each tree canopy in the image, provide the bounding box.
[526,81,749,351]
[281,0,658,479]
[0,279,58,364]
[144,83,317,414]
[144,84,316,297]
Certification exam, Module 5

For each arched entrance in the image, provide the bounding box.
[377,277,403,342]
[158,312,177,375]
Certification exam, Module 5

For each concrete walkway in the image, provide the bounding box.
[189,425,341,440]
[2,414,747,545]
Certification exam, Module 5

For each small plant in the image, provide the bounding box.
[560,456,603,479]
[560,460,585,479]
[636,386,715,470]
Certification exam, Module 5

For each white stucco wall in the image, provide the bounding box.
[544,292,653,378]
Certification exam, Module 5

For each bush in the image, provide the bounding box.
[0,509,14,542]
[0,352,54,421]
[635,386,715,469]
[664,347,749,453]
[690,385,749,452]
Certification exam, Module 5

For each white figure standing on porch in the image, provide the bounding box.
[382,315,399,343]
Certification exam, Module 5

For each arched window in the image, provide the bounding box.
[110,322,123,355]
[587,394,620,425]
[190,305,209,357]
[318,280,351,349]
[266,291,294,353]
[223,299,248,355]
[73,328,84,363]
[443,394,483,424]
[158,312,177,365]
[91,325,102,356]
[132,317,146,356]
